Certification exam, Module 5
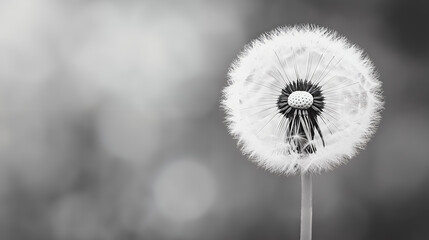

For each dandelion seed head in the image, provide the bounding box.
[222,25,383,175]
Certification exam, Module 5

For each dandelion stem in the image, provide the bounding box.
[300,171,312,240]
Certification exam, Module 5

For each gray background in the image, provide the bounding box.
[0,0,428,239]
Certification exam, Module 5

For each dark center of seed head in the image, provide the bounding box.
[275,79,327,154]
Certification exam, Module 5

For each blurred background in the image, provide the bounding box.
[0,0,428,239]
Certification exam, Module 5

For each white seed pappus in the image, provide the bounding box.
[222,25,383,175]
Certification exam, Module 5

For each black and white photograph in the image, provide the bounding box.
[0,0,428,239]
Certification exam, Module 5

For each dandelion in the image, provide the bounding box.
[222,25,383,240]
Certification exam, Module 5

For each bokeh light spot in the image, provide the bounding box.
[153,159,217,222]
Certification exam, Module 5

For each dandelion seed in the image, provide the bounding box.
[222,25,383,175]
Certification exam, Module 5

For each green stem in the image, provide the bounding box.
[300,171,312,240]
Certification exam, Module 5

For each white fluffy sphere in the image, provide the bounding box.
[222,25,383,175]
